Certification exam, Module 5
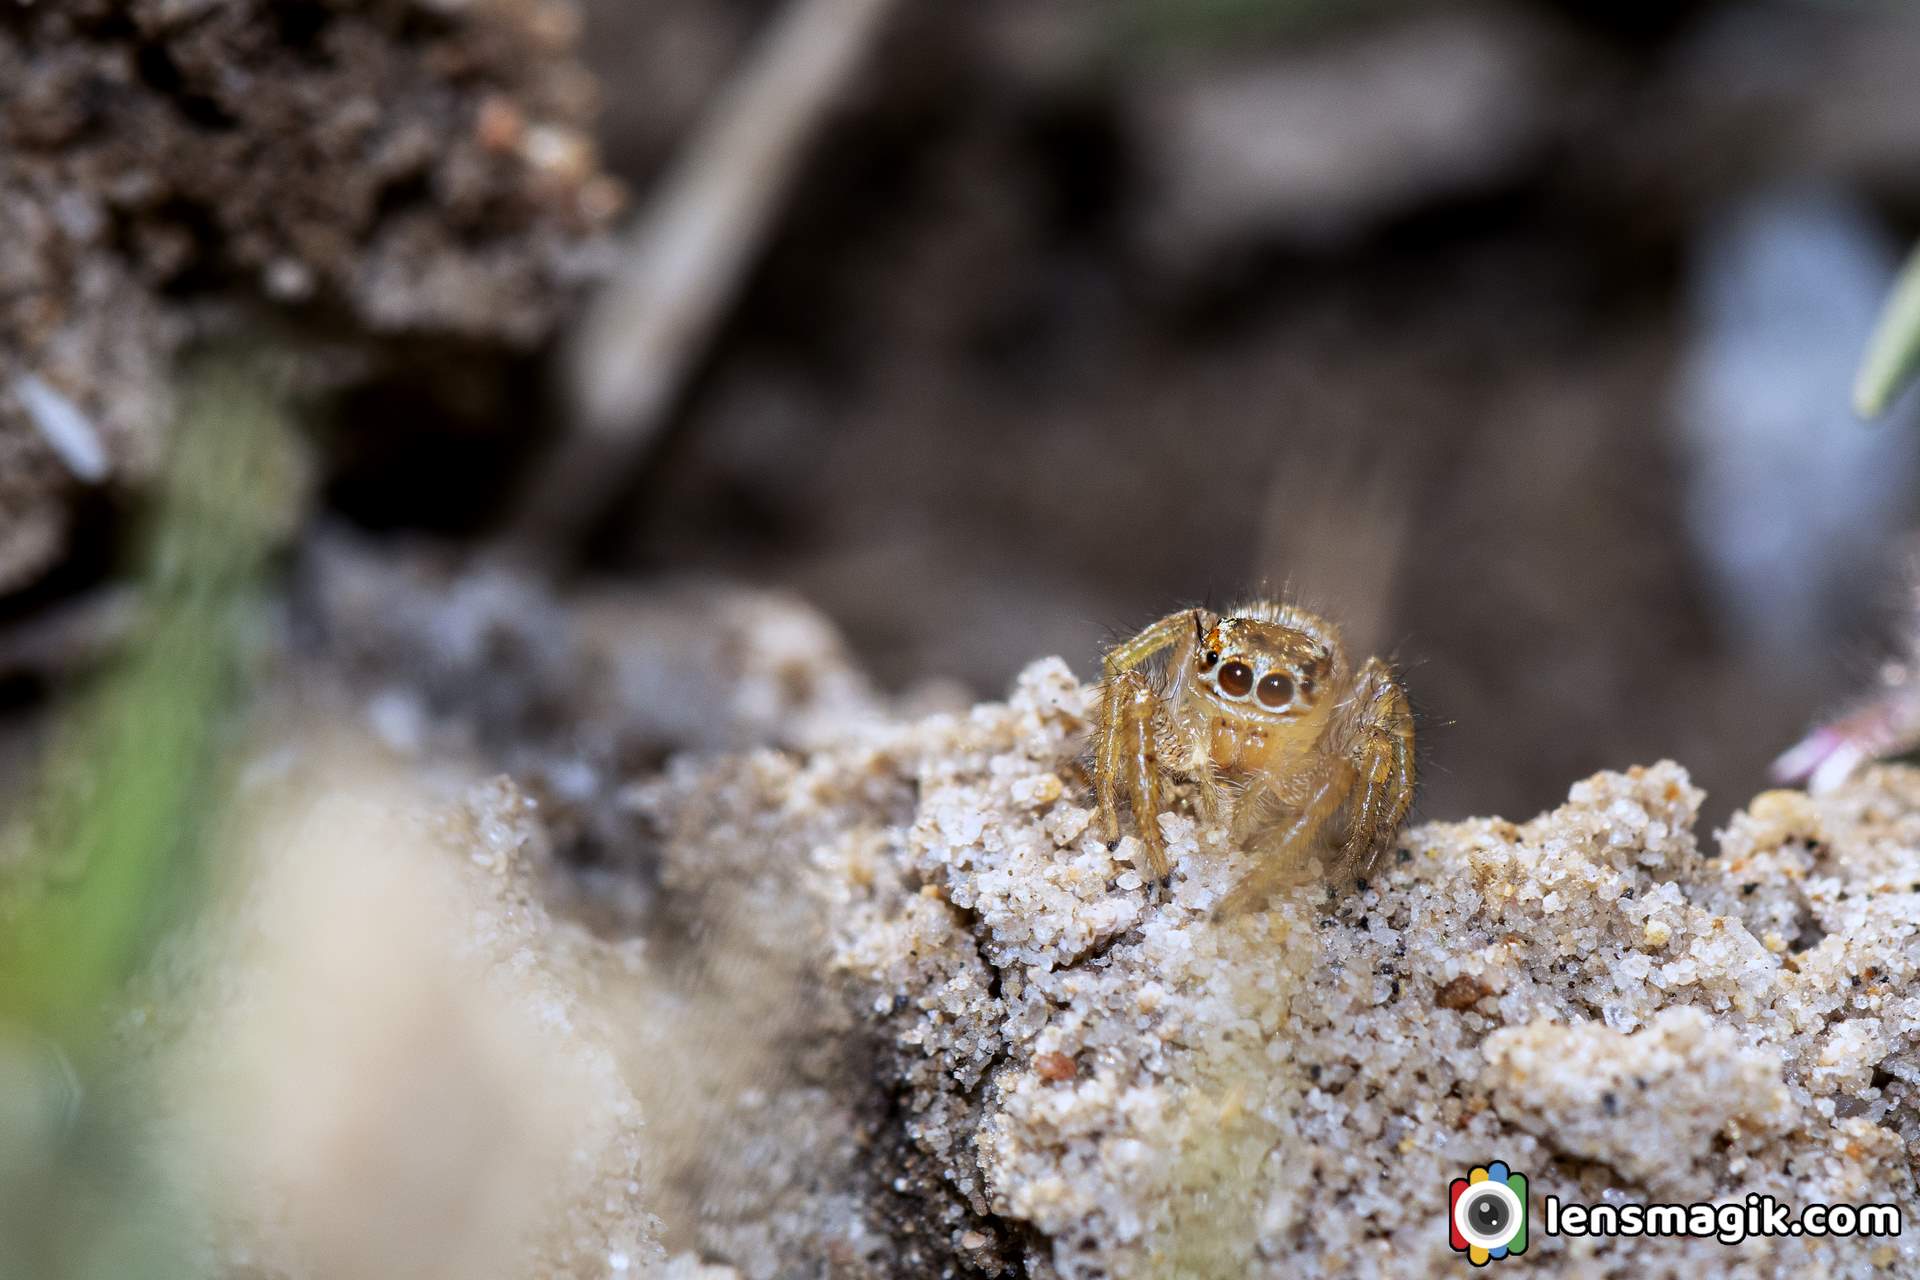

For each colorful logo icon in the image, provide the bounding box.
[1450,1162,1529,1265]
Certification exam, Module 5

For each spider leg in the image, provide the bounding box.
[1094,608,1202,880]
[1095,669,1172,879]
[1215,765,1353,917]
[1190,760,1231,828]
[1334,658,1416,873]
[1102,607,1204,682]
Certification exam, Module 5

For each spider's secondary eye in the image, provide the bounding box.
[1218,661,1253,696]
[1257,672,1294,708]
[1199,650,1219,671]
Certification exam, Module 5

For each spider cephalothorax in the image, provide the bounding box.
[1093,601,1414,914]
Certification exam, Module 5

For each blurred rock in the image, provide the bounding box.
[296,528,884,876]
[0,0,619,593]
[1130,8,1567,267]
[300,529,882,757]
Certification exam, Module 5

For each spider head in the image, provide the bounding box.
[1194,616,1334,719]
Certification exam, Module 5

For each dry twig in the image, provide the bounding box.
[513,0,902,552]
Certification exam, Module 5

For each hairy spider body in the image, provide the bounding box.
[1092,602,1414,914]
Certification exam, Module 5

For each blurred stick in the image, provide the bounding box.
[512,0,901,553]
[1854,242,1920,419]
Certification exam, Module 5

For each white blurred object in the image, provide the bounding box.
[1133,11,1560,264]
[1675,185,1920,665]
[161,756,664,1280]
[13,372,109,483]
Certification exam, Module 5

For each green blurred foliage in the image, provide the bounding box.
[1856,244,1920,419]
[0,349,301,1280]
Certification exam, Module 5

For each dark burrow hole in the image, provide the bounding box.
[320,342,550,537]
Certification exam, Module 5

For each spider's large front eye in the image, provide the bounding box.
[1257,672,1294,708]
[1217,661,1253,697]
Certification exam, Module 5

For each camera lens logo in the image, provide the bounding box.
[1449,1162,1528,1265]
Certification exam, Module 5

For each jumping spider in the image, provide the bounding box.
[1093,602,1415,914]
